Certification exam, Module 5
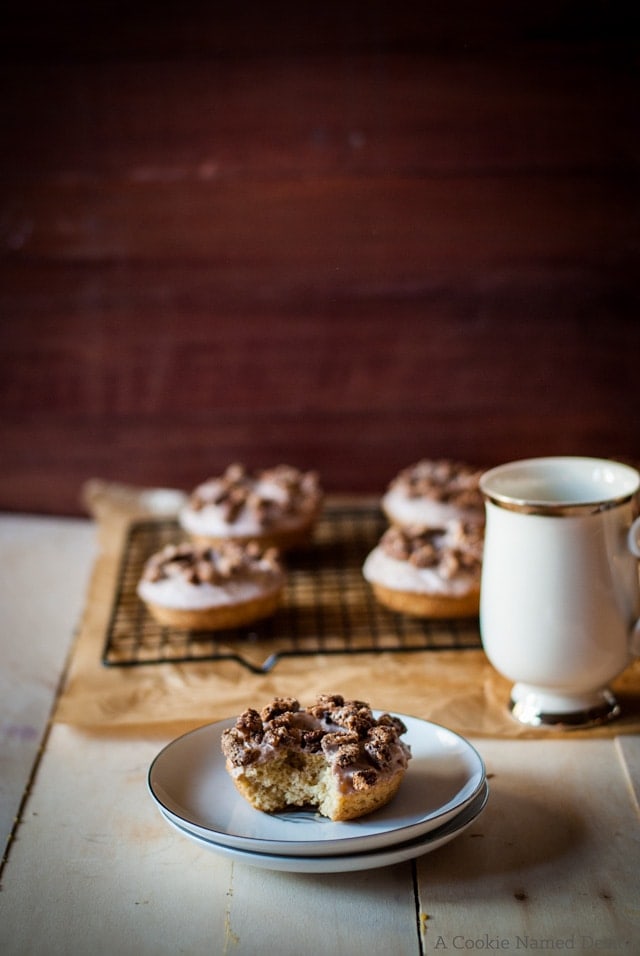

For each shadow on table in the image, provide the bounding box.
[416,773,588,881]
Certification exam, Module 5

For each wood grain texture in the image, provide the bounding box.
[417,738,640,951]
[1,3,639,514]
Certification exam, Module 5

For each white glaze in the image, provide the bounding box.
[362,547,478,596]
[180,477,310,537]
[382,487,481,528]
[137,573,281,610]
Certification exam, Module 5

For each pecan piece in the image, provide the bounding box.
[331,704,374,738]
[235,708,263,739]
[263,721,298,749]
[220,727,260,766]
[320,731,359,758]
[300,729,324,752]
[333,742,362,767]
[364,726,396,770]
[260,697,299,722]
[352,769,378,791]
[377,713,408,735]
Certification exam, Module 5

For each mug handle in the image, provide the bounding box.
[629,516,640,656]
[629,515,640,558]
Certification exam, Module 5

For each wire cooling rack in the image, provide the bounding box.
[102,503,481,672]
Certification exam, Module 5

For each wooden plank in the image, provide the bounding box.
[416,738,640,952]
[1,7,638,514]
[4,176,636,269]
[1,254,637,513]
[616,736,640,815]
[0,406,636,515]
[3,52,635,180]
[2,2,637,63]
[0,516,95,857]
[0,725,420,956]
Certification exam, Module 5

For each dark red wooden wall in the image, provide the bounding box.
[1,2,638,515]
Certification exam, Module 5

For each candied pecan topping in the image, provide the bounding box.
[379,522,483,578]
[352,769,379,791]
[333,742,362,767]
[221,695,411,784]
[330,704,375,739]
[345,699,371,711]
[377,713,408,735]
[320,731,360,758]
[188,463,322,527]
[236,709,263,739]
[220,727,261,766]
[260,697,300,721]
[389,459,483,509]
[306,694,345,720]
[140,539,281,587]
[263,719,298,749]
[364,726,396,770]
[300,729,324,752]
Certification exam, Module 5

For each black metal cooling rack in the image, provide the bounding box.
[102,503,481,672]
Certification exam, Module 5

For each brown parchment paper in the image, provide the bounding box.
[52,479,640,739]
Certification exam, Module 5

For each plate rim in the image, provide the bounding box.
[148,711,486,857]
[159,781,490,873]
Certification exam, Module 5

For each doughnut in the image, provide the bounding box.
[382,459,484,529]
[179,463,323,550]
[137,539,284,631]
[363,521,483,619]
[221,695,412,821]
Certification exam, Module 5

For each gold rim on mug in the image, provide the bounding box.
[480,456,640,518]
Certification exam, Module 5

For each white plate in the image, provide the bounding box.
[160,781,489,872]
[148,713,485,857]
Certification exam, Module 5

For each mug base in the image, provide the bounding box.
[509,684,621,729]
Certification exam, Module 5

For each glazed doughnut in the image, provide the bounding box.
[363,522,483,619]
[382,459,484,529]
[137,539,284,631]
[221,695,412,821]
[179,463,323,550]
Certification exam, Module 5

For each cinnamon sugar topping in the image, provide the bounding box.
[141,539,281,587]
[389,459,483,510]
[188,463,322,527]
[221,695,411,790]
[380,523,483,579]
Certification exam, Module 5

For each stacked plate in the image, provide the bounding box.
[148,713,488,873]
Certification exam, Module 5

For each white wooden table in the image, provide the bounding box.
[1,513,638,956]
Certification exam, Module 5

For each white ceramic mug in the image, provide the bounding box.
[479,456,640,728]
